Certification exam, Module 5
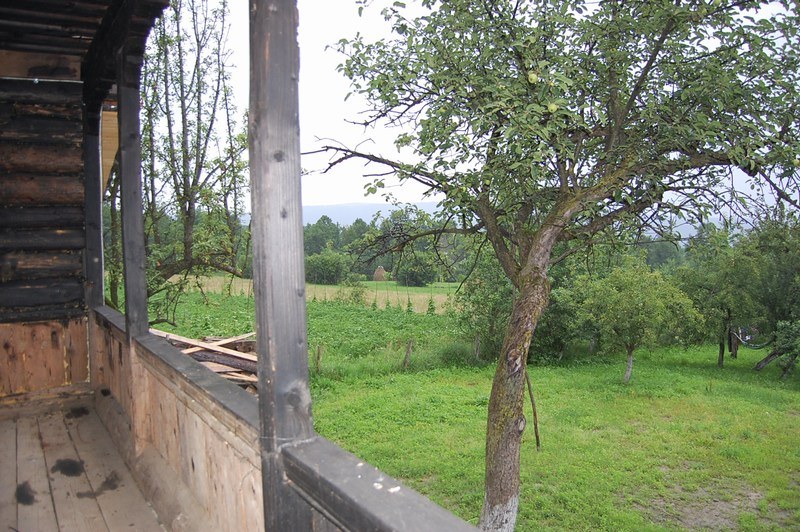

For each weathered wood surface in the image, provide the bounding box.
[0,418,16,529]
[92,309,265,530]
[284,437,477,531]
[0,278,83,307]
[0,50,81,80]
[38,412,108,530]
[250,0,316,529]
[0,143,83,174]
[0,251,83,280]
[15,416,59,531]
[0,206,83,228]
[0,228,85,250]
[65,408,165,530]
[118,49,148,338]
[0,175,84,206]
[0,318,88,397]
[0,108,83,144]
[150,328,258,362]
[2,404,164,532]
[0,78,82,105]
[84,107,104,307]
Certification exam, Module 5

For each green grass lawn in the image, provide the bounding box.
[160,292,800,530]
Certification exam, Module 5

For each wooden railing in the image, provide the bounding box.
[89,305,475,531]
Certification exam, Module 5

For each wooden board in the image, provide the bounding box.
[0,318,88,397]
[150,328,258,362]
[15,416,59,531]
[0,418,17,530]
[0,50,81,80]
[38,411,108,531]
[65,408,164,530]
[0,143,82,174]
[0,175,84,206]
[0,251,83,281]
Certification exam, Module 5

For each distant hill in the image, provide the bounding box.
[302,202,439,226]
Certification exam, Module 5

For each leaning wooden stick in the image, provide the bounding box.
[525,369,541,451]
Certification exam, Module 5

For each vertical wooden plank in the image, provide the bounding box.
[117,47,148,339]
[64,408,164,530]
[66,318,89,385]
[84,106,105,309]
[38,412,108,531]
[0,419,17,530]
[16,416,59,531]
[178,404,211,513]
[250,0,315,529]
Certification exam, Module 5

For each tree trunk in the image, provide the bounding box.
[480,274,550,532]
[754,349,782,371]
[718,339,725,368]
[624,347,635,383]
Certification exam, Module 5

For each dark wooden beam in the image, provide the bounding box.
[84,107,104,308]
[0,207,83,228]
[117,47,147,338]
[0,251,83,280]
[249,1,315,529]
[82,0,168,111]
[0,228,85,251]
[0,144,83,174]
[0,278,83,308]
[0,175,84,206]
[284,437,477,531]
[0,78,82,105]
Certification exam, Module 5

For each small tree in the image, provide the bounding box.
[395,251,438,286]
[576,259,702,383]
[329,1,800,527]
[305,248,350,285]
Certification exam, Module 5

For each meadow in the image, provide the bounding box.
[160,290,800,531]
[180,275,458,313]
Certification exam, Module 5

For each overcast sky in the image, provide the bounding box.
[226,0,433,206]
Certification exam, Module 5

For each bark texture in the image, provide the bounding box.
[624,347,635,383]
[480,273,550,531]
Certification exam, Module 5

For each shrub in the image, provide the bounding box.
[394,252,437,287]
[305,249,349,285]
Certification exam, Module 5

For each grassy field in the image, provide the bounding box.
[160,292,800,531]
[181,275,459,313]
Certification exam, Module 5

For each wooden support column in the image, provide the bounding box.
[83,106,104,309]
[117,47,148,339]
[250,1,314,529]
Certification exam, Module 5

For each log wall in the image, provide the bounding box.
[0,318,88,397]
[0,78,86,323]
[91,307,265,531]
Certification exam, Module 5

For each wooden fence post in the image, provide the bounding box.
[117,47,148,339]
[83,106,104,309]
[250,1,314,529]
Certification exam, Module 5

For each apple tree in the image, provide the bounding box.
[327,1,800,529]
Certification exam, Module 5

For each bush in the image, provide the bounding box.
[394,252,437,287]
[455,253,513,360]
[305,249,349,285]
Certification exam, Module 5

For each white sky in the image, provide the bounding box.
[226,0,433,206]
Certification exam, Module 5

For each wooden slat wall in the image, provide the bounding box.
[0,77,86,323]
[91,308,266,531]
[0,317,88,397]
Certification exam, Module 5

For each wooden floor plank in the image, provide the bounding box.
[16,416,59,532]
[38,411,108,531]
[65,408,165,531]
[0,418,17,531]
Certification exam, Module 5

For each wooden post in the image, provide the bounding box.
[117,47,148,339]
[250,1,314,529]
[83,106,104,309]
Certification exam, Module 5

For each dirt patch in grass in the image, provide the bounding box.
[629,482,793,530]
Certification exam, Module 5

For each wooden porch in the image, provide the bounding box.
[1,394,164,531]
[0,1,476,530]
